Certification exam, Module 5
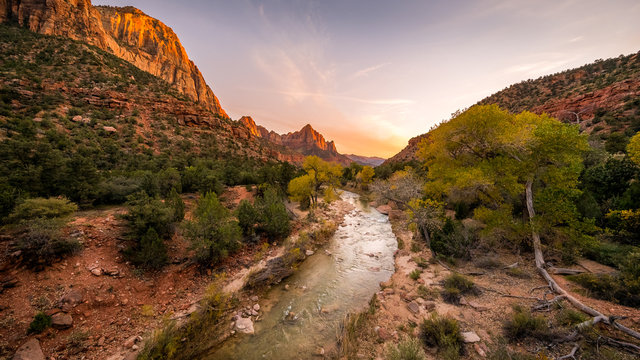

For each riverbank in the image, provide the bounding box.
[136,192,357,360]
[334,205,640,359]
[2,188,351,360]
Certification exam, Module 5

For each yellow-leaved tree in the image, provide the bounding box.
[288,156,342,208]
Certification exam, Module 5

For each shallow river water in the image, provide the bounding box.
[206,191,398,359]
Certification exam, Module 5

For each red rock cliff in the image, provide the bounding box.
[0,0,227,117]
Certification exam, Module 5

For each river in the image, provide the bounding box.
[206,191,397,359]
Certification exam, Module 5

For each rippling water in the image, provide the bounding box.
[206,191,397,359]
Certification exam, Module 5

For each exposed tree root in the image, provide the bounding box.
[549,267,586,275]
[479,286,542,301]
[557,343,579,360]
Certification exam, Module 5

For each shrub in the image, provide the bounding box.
[474,256,501,269]
[97,176,141,204]
[409,269,422,281]
[441,273,477,304]
[185,192,242,266]
[121,191,174,238]
[236,199,258,236]
[28,312,51,334]
[9,197,77,222]
[419,313,464,358]
[255,187,290,239]
[126,228,167,270]
[16,218,81,268]
[431,219,474,259]
[557,308,588,326]
[504,305,551,341]
[506,267,530,278]
[167,188,185,223]
[386,337,427,360]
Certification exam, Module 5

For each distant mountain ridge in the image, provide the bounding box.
[239,116,352,165]
[387,51,640,163]
[0,0,227,116]
[345,154,386,167]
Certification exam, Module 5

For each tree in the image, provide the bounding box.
[185,192,242,266]
[288,156,342,207]
[371,170,444,252]
[255,187,290,239]
[418,105,640,341]
[358,166,375,189]
[236,199,259,236]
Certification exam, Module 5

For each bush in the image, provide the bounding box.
[126,228,167,270]
[28,312,51,334]
[167,188,185,223]
[9,197,77,222]
[97,176,141,204]
[121,191,174,238]
[185,192,242,266]
[504,305,551,341]
[16,218,81,268]
[386,337,427,360]
[255,187,290,239]
[409,269,422,281]
[431,219,474,259]
[419,313,464,358]
[441,273,477,304]
[236,199,258,236]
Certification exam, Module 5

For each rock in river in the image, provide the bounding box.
[234,317,255,335]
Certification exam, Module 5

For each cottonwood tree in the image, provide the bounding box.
[371,169,444,253]
[629,131,640,165]
[288,156,342,207]
[419,104,640,341]
[357,165,375,189]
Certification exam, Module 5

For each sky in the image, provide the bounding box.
[93,0,640,158]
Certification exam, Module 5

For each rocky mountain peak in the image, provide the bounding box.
[0,0,227,117]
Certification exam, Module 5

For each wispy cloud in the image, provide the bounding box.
[569,36,584,43]
[352,62,390,78]
[273,90,414,105]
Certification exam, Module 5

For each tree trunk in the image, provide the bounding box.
[525,178,640,340]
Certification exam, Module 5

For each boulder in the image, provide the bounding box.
[12,338,44,360]
[253,304,260,311]
[51,312,73,329]
[462,331,481,343]
[234,317,254,334]
[72,115,83,122]
[103,126,117,132]
[60,289,83,308]
[305,249,315,256]
[376,205,391,215]
[407,302,420,314]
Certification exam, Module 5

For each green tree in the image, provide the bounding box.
[128,227,168,270]
[185,192,242,266]
[255,187,290,239]
[236,199,259,236]
[167,188,185,223]
[419,105,589,267]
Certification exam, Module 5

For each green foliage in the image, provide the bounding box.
[138,281,231,359]
[419,313,464,358]
[185,192,242,267]
[16,218,81,268]
[504,305,551,341]
[419,105,589,261]
[126,227,167,270]
[385,337,427,360]
[8,197,77,223]
[441,273,477,304]
[557,308,588,326]
[254,187,290,239]
[236,200,259,237]
[167,188,185,223]
[409,269,422,281]
[28,312,52,334]
[605,133,629,154]
[122,191,174,238]
[431,219,474,259]
[568,252,640,308]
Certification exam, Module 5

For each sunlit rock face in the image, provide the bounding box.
[0,0,227,117]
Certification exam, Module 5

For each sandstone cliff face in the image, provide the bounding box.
[0,0,226,117]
